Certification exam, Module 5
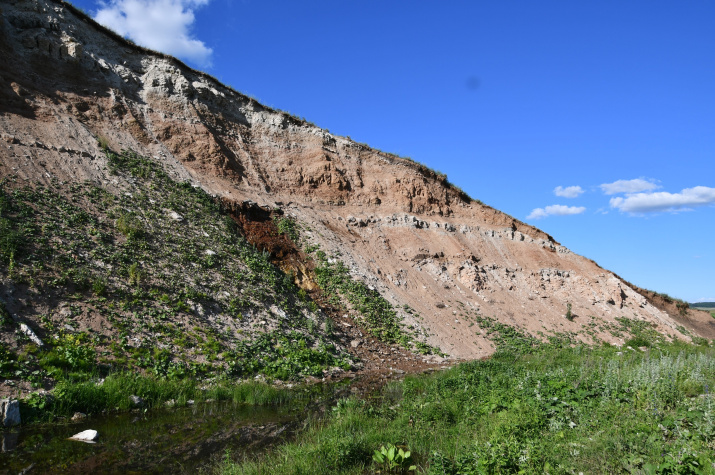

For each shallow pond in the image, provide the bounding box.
[0,382,354,474]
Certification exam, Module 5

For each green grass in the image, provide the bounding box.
[20,373,295,423]
[214,342,715,474]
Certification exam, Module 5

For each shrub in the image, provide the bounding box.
[92,277,107,296]
[116,213,144,240]
[625,336,651,348]
[565,302,573,321]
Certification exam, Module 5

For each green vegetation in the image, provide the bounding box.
[0,149,353,419]
[21,373,293,423]
[0,298,11,327]
[313,250,404,344]
[273,216,299,242]
[216,342,715,474]
[565,302,573,321]
[311,250,440,355]
[373,443,417,473]
[225,331,351,380]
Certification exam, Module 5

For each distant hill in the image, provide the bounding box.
[691,302,715,308]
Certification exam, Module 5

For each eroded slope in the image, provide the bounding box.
[1,0,713,373]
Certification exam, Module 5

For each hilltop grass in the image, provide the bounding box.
[214,342,715,474]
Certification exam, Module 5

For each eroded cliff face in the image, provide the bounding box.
[1,0,712,359]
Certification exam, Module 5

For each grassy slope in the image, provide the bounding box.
[216,342,715,474]
[0,149,353,418]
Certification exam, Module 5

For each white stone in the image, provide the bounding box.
[19,323,43,346]
[167,210,184,221]
[70,429,98,442]
[129,395,144,407]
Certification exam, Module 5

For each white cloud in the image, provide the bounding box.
[95,0,212,66]
[527,205,586,220]
[600,178,658,195]
[609,186,715,214]
[554,185,584,198]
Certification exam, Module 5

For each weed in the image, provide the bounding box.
[96,134,110,150]
[324,317,335,336]
[127,262,144,286]
[373,443,416,473]
[565,302,573,321]
[92,277,107,296]
[225,331,351,380]
[116,213,144,240]
[273,216,299,242]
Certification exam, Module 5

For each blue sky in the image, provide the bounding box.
[69,0,714,302]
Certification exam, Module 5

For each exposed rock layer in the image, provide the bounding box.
[1,0,713,358]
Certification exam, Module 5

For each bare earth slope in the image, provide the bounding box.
[1,0,713,361]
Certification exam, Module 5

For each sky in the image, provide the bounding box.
[69,0,714,302]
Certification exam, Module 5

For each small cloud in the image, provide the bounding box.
[94,0,213,67]
[600,178,658,195]
[609,186,715,214]
[527,205,586,220]
[554,185,584,198]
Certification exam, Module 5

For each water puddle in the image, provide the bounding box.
[1,395,314,474]
[0,374,407,474]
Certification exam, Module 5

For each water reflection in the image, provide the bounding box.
[0,401,297,474]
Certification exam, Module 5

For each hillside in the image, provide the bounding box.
[1,0,714,399]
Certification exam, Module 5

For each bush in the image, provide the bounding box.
[116,213,144,240]
[625,336,651,348]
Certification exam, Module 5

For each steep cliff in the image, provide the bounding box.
[1,0,713,383]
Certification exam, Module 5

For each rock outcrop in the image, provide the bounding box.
[1,0,713,360]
